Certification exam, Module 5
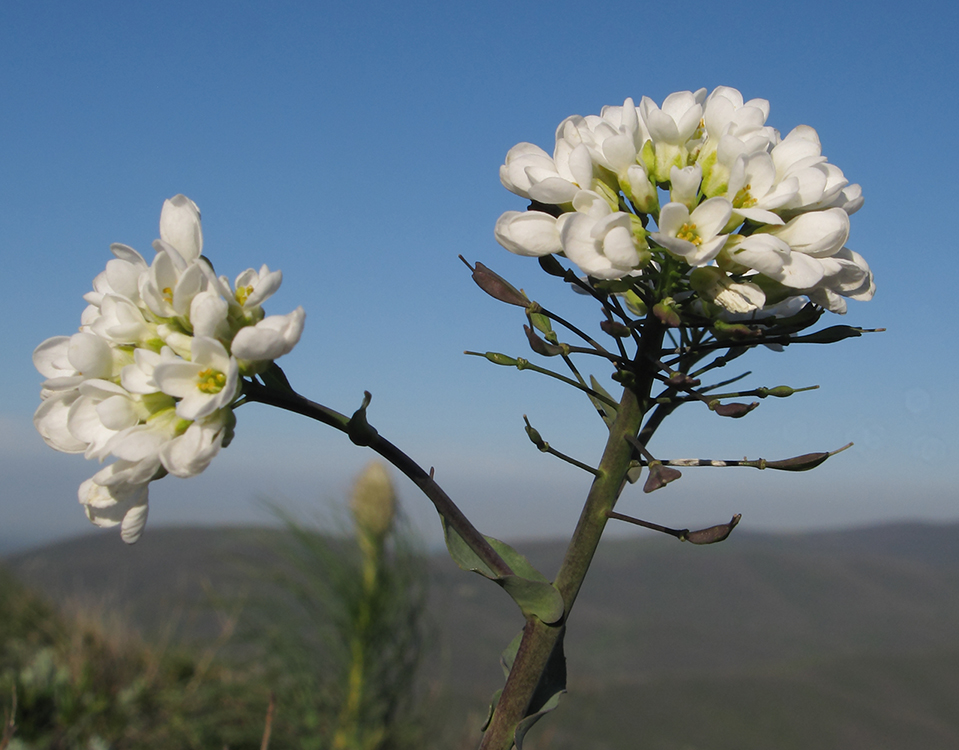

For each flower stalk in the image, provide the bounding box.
[479,317,666,750]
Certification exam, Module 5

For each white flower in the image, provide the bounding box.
[599,97,650,154]
[556,105,644,179]
[120,347,178,395]
[496,86,872,318]
[690,267,766,313]
[159,410,234,478]
[89,294,154,346]
[650,198,733,266]
[189,289,230,340]
[827,183,864,215]
[623,162,659,215]
[34,332,118,399]
[494,211,563,257]
[639,89,706,181]
[34,389,87,453]
[499,142,590,204]
[79,473,150,544]
[702,87,772,145]
[558,194,646,280]
[67,379,146,461]
[84,244,149,309]
[231,307,306,364]
[669,165,703,211]
[35,193,308,541]
[641,89,705,146]
[763,207,850,257]
[232,265,283,310]
[157,194,203,265]
[698,87,777,196]
[725,234,825,289]
[771,127,849,213]
[140,250,209,320]
[808,247,875,313]
[153,337,239,420]
[725,152,798,226]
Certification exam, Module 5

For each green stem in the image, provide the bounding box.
[464,353,619,409]
[332,537,380,750]
[478,318,665,750]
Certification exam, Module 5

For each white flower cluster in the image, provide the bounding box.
[496,86,874,315]
[33,195,305,543]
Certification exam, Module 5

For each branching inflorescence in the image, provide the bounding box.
[32,85,879,750]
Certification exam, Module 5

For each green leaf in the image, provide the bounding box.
[499,629,567,749]
[481,689,503,732]
[515,690,564,749]
[442,519,565,624]
[499,631,524,679]
[589,375,617,428]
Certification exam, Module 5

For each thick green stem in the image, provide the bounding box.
[478,319,665,750]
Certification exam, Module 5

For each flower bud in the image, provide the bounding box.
[465,259,530,307]
[653,298,681,327]
[524,325,564,356]
[765,451,830,471]
[483,352,519,366]
[528,311,553,336]
[350,461,396,541]
[763,386,796,398]
[667,371,700,387]
[711,401,759,418]
[600,320,631,338]
[685,514,741,545]
[643,462,682,493]
[523,416,548,452]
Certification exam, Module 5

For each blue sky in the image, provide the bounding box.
[2,0,957,552]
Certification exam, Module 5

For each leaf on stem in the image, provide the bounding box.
[442,519,565,624]
[495,629,567,750]
[588,376,618,428]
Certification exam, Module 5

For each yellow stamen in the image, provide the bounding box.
[235,284,255,306]
[676,222,702,246]
[196,367,227,394]
[162,286,174,303]
[733,183,756,209]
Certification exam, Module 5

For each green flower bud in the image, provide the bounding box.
[350,461,396,541]
[483,352,518,366]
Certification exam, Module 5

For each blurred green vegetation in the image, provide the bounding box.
[0,464,432,750]
[0,563,271,749]
[5,520,959,749]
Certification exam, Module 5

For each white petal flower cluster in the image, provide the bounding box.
[496,86,874,315]
[33,195,305,543]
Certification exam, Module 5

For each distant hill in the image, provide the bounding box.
[6,522,959,750]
